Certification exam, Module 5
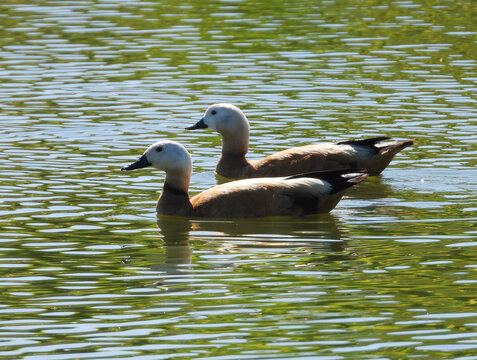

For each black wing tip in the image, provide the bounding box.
[327,168,369,194]
[286,168,368,180]
[343,170,369,184]
[287,168,369,194]
[336,136,391,147]
[376,138,416,153]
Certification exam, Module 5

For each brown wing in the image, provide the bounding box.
[189,176,343,218]
[190,181,295,218]
[248,144,368,177]
[188,170,366,218]
[248,138,414,177]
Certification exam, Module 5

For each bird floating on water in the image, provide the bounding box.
[121,140,369,218]
[186,103,414,179]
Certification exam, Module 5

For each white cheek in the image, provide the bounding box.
[146,152,161,168]
[205,116,217,131]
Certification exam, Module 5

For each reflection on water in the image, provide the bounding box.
[0,0,476,358]
[157,213,347,256]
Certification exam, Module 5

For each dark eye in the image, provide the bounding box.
[211,110,216,115]
[156,147,163,152]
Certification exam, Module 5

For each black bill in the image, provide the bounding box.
[121,154,152,171]
[185,117,207,130]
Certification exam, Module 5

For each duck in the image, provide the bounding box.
[121,140,369,218]
[186,103,415,179]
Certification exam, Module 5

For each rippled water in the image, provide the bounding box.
[0,0,476,359]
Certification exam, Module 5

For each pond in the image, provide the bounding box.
[0,0,476,359]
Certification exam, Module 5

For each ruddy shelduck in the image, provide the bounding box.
[121,140,369,218]
[186,103,414,179]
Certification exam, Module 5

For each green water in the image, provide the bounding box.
[0,0,476,359]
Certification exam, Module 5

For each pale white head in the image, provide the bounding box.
[187,103,250,135]
[121,140,192,191]
[186,103,250,155]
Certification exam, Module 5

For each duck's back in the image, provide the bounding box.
[220,138,414,179]
[189,177,332,218]
[189,169,368,218]
[245,143,370,178]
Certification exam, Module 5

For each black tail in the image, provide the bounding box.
[286,168,369,194]
[377,139,415,153]
[337,137,390,155]
[337,136,415,158]
[337,136,390,147]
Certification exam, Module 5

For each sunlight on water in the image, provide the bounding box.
[0,0,476,359]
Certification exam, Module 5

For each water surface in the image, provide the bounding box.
[0,0,476,359]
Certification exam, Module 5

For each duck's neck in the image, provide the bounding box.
[165,171,190,194]
[216,152,251,179]
[222,128,249,156]
[157,172,193,216]
[216,126,251,178]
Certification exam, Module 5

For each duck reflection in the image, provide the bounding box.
[152,215,192,271]
[157,212,347,254]
[150,211,350,291]
[150,176,400,277]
